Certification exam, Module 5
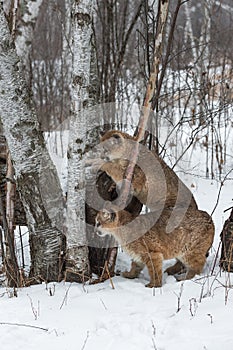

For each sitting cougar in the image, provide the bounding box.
[95,206,214,288]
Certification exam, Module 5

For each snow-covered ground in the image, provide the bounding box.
[1,176,233,350]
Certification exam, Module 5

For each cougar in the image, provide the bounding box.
[99,130,198,211]
[95,206,214,288]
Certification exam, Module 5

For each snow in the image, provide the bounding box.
[1,177,233,350]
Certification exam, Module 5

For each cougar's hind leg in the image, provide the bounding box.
[175,254,206,282]
[122,261,144,279]
[165,260,186,276]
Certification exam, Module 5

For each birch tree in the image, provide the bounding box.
[4,0,43,83]
[0,4,65,283]
[65,0,94,282]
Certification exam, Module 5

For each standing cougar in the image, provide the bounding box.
[95,206,214,287]
[99,130,197,211]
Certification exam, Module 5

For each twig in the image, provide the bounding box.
[211,241,221,275]
[224,273,231,305]
[151,320,157,350]
[27,294,38,320]
[211,168,233,216]
[104,260,115,290]
[189,298,198,317]
[174,282,184,312]
[48,283,56,296]
[207,313,213,324]
[100,298,107,310]
[18,226,25,269]
[81,331,90,350]
[151,320,156,337]
[59,283,72,310]
[0,322,48,332]
[224,205,233,213]
[152,338,157,350]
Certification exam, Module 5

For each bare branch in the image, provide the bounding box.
[211,168,233,216]
[0,322,48,332]
[117,0,170,207]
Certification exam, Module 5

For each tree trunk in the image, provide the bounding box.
[0,134,26,226]
[3,148,21,287]
[0,194,20,287]
[85,18,118,279]
[87,171,143,279]
[220,208,233,272]
[0,5,65,283]
[5,0,43,84]
[65,0,94,282]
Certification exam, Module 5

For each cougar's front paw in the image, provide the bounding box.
[122,270,138,279]
[145,281,162,288]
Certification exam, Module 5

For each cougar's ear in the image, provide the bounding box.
[102,209,111,219]
[102,205,117,222]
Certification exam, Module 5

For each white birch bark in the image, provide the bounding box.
[65,0,94,281]
[184,2,198,65]
[184,2,200,113]
[0,5,65,282]
[184,1,212,118]
[199,3,211,64]
[12,0,43,79]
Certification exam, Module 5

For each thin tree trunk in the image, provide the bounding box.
[0,227,4,265]
[6,148,15,241]
[4,147,21,286]
[117,0,170,208]
[65,0,94,282]
[0,194,19,287]
[0,134,26,226]
[0,5,65,283]
[85,16,119,279]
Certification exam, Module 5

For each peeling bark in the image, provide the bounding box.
[0,5,65,283]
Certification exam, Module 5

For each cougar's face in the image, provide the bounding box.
[95,210,117,237]
[100,131,133,161]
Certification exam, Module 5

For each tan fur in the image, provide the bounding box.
[99,130,197,210]
[95,206,214,287]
